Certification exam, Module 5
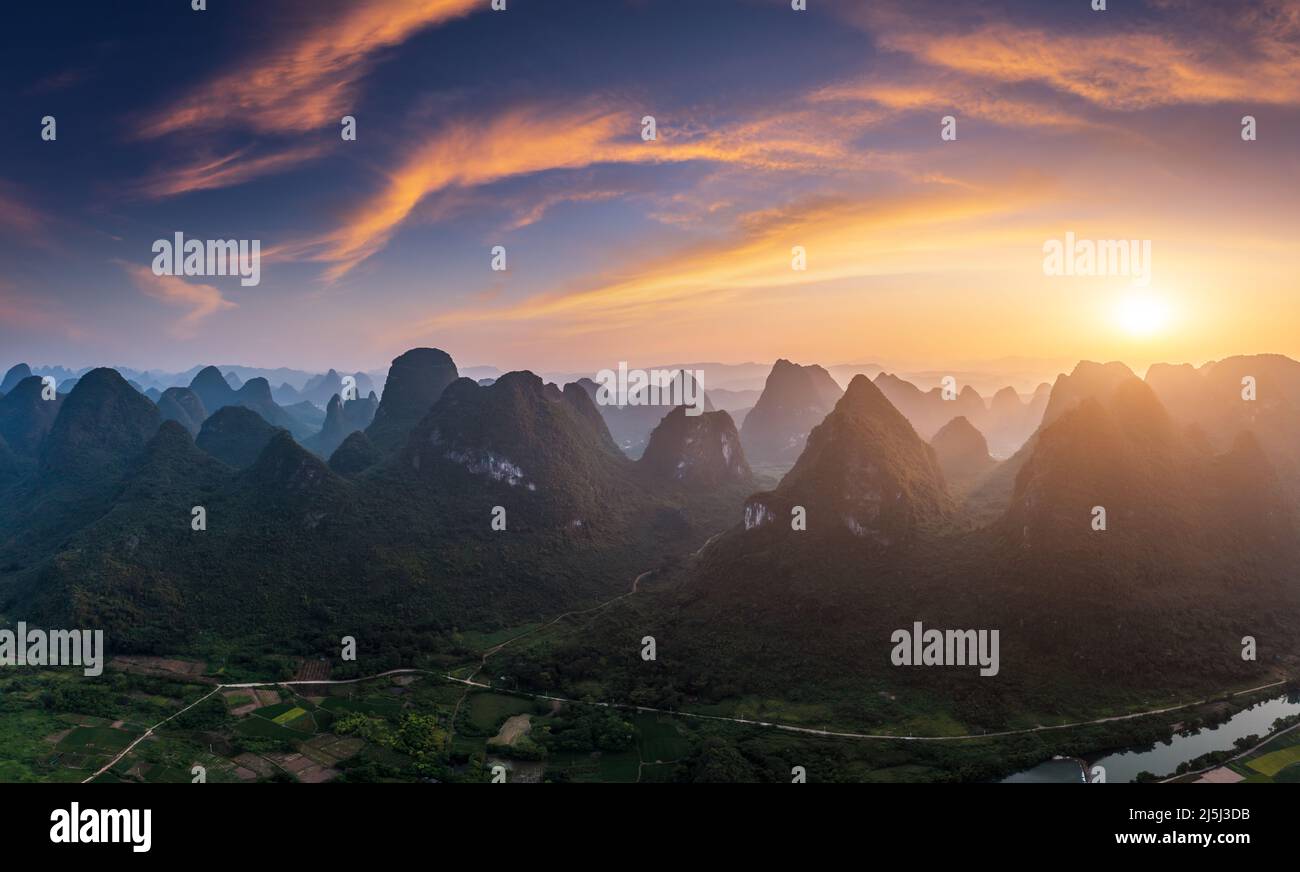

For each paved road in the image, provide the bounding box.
[88,666,1288,787]
[81,551,1292,779]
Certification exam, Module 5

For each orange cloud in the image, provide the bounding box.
[134,144,328,199]
[386,178,1052,342]
[505,188,626,231]
[0,181,51,242]
[296,102,883,279]
[122,264,237,338]
[812,78,1100,132]
[0,283,86,340]
[851,0,1300,111]
[138,0,481,137]
[899,27,1299,109]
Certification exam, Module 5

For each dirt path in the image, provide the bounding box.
[491,714,532,746]
[448,569,654,743]
[83,687,223,783]
[84,543,1294,783]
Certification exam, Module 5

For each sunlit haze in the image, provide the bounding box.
[1,0,1297,384]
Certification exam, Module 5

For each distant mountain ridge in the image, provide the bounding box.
[305,392,379,458]
[3,349,1299,732]
[743,374,953,547]
[366,348,459,453]
[740,359,844,466]
[0,348,744,654]
[187,366,313,439]
[638,406,752,488]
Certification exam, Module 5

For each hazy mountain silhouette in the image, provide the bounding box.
[366,348,459,453]
[306,392,379,458]
[273,381,302,405]
[873,373,985,440]
[293,368,378,407]
[402,372,635,522]
[982,383,1050,457]
[739,359,843,466]
[964,362,1139,520]
[0,363,32,395]
[1,351,742,650]
[553,362,1300,726]
[302,369,345,404]
[743,374,952,547]
[638,406,752,488]
[931,415,995,493]
[283,400,324,428]
[1147,354,1300,504]
[872,373,1047,461]
[6,349,1299,728]
[156,386,208,436]
[0,376,63,457]
[40,368,161,482]
[572,371,715,459]
[188,366,309,438]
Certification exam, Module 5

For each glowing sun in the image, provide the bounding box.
[1114,294,1173,337]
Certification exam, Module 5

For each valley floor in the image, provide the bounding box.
[4,612,1295,783]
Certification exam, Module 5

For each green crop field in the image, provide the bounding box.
[635,714,692,762]
[549,749,640,782]
[255,702,299,720]
[465,692,536,734]
[1247,744,1300,777]
[56,726,133,754]
[271,706,308,726]
[234,718,303,741]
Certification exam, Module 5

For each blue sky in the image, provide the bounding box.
[2,0,1298,377]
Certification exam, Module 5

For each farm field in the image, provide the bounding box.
[9,661,1251,783]
[2,663,683,783]
[1229,726,1300,782]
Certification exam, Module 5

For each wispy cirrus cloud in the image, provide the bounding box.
[136,0,482,138]
[385,177,1053,341]
[24,65,90,96]
[291,102,886,280]
[132,144,329,199]
[0,181,52,243]
[291,0,1295,284]
[0,282,87,340]
[121,264,237,338]
[812,78,1100,132]
[889,26,1300,109]
[849,0,1300,110]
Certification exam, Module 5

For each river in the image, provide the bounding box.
[1002,691,1300,783]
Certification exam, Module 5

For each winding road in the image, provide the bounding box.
[81,550,1293,781]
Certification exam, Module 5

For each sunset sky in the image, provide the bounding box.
[1,0,1298,378]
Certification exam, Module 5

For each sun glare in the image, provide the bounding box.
[1114,294,1172,337]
